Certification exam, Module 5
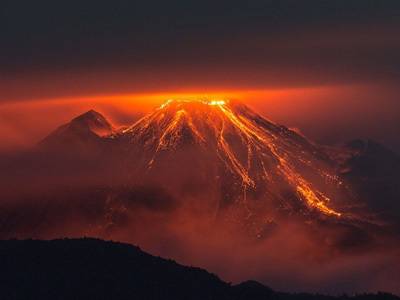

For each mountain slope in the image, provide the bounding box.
[0,238,398,300]
[117,99,350,222]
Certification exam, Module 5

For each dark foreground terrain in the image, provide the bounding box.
[0,239,398,300]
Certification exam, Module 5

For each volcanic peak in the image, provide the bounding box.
[121,99,343,218]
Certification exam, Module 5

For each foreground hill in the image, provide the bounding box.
[0,238,398,300]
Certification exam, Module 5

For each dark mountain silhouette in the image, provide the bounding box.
[332,139,400,219]
[0,238,398,300]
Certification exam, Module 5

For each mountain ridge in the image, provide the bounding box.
[0,238,398,300]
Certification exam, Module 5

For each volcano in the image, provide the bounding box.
[114,99,349,221]
[3,98,400,258]
[25,98,390,239]
[38,99,358,226]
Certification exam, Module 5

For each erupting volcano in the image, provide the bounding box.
[34,97,361,233]
[5,97,391,242]
[26,97,373,243]
[114,99,347,223]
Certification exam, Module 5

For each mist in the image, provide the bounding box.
[1,147,400,296]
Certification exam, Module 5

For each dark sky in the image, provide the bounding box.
[1,0,400,150]
[2,0,400,87]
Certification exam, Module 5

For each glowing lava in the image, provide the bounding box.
[122,98,343,218]
[208,100,226,106]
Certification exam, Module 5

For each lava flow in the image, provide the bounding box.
[121,98,344,218]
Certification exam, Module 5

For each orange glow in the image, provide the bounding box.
[125,98,341,217]
[1,84,399,154]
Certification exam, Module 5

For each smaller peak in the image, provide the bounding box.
[75,109,104,120]
[71,110,113,130]
[40,109,114,147]
[64,110,114,137]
